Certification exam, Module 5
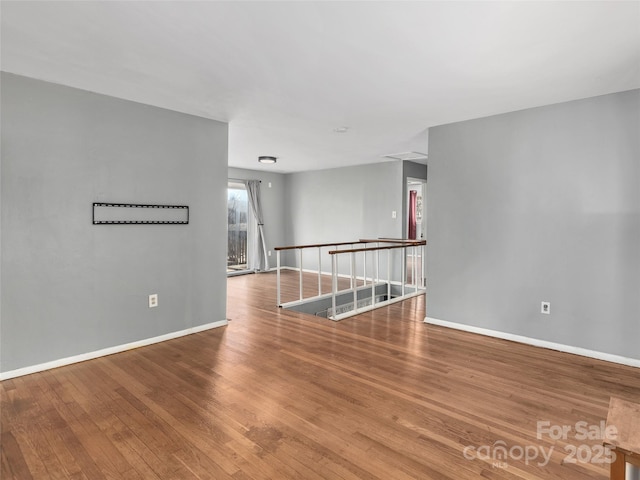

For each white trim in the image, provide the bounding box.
[330,290,425,321]
[0,320,228,380]
[279,281,420,310]
[280,265,404,285]
[226,267,278,275]
[424,317,640,368]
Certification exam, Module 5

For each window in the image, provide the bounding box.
[227,182,249,274]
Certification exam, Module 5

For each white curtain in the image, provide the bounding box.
[245,180,268,272]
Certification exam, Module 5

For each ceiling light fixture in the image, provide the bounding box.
[334,126,349,133]
[258,156,277,164]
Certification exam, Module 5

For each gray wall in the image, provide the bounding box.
[1,73,229,373]
[285,160,404,246]
[426,89,640,359]
[227,167,286,268]
[283,161,404,271]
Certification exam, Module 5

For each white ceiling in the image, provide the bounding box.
[2,1,639,173]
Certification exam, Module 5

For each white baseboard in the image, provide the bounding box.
[0,319,228,381]
[424,317,640,368]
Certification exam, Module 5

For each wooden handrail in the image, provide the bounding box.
[275,238,425,251]
[359,238,426,245]
[328,243,424,255]
[275,240,372,251]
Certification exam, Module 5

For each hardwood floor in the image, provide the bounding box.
[2,270,639,479]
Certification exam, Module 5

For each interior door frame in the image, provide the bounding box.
[406,177,427,240]
[405,177,427,286]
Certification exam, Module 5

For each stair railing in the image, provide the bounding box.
[275,240,368,307]
[327,240,425,320]
[275,239,426,320]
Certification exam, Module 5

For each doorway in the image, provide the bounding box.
[406,178,426,241]
[406,177,426,286]
[227,181,251,275]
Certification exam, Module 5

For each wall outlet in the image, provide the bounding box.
[268,250,272,257]
[541,301,550,314]
[268,182,272,188]
[149,294,158,308]
[392,210,397,219]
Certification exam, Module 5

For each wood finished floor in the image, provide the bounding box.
[2,270,639,479]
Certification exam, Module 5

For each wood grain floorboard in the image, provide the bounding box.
[2,269,639,479]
